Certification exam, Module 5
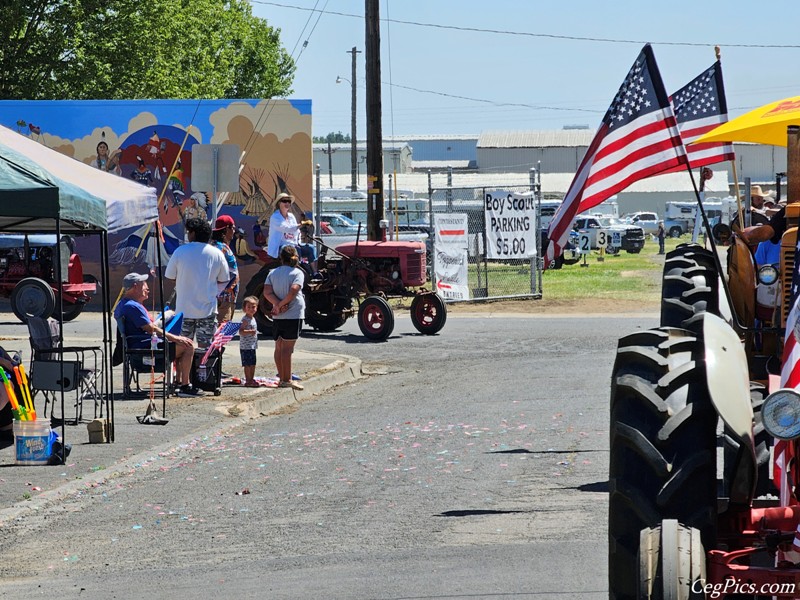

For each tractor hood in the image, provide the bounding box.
[336,240,426,259]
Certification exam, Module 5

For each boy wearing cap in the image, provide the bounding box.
[211,214,239,325]
[114,273,199,397]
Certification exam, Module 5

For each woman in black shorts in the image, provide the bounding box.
[262,246,306,390]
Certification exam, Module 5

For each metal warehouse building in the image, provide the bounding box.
[314,129,785,217]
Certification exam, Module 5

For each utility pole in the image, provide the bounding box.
[321,141,336,188]
[348,47,360,193]
[365,0,383,241]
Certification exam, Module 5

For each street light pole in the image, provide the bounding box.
[337,47,361,193]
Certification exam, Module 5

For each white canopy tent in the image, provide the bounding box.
[0,125,159,232]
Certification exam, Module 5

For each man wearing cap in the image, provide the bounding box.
[113,273,197,396]
[211,214,239,325]
[165,217,230,352]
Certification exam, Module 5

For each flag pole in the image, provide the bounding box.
[731,160,744,229]
[684,161,743,328]
[714,46,745,228]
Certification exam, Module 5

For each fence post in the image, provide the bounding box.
[446,166,453,212]
[428,170,435,292]
[530,167,538,295]
[315,164,321,256]
[478,186,488,298]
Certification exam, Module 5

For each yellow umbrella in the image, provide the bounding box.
[694,95,800,147]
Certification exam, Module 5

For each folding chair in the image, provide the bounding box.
[27,317,105,424]
[115,315,173,400]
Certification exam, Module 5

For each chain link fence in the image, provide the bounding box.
[426,174,543,302]
[314,170,546,303]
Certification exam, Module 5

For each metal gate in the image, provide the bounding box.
[426,171,543,302]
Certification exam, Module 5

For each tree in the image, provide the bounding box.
[313,132,351,144]
[0,0,295,100]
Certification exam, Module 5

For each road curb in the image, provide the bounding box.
[0,352,363,527]
[231,354,363,418]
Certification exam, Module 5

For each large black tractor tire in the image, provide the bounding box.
[723,383,775,499]
[305,293,352,332]
[661,244,718,334]
[60,302,84,321]
[609,328,717,600]
[307,312,348,332]
[244,265,276,336]
[638,520,706,600]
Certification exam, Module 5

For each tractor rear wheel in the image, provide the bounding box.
[410,294,447,335]
[306,294,351,332]
[609,328,717,600]
[10,277,56,323]
[638,520,706,600]
[661,244,718,334]
[358,296,394,341]
[249,282,274,336]
[60,302,84,321]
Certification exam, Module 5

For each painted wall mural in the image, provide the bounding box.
[0,99,312,302]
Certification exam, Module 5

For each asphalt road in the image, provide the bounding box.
[0,309,658,599]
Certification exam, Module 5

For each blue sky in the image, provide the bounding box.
[252,0,800,139]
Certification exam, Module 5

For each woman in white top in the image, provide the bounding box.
[266,193,317,271]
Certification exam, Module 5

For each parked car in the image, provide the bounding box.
[624,211,660,235]
[318,213,363,234]
[572,216,645,254]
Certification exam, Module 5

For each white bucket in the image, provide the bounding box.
[13,420,52,466]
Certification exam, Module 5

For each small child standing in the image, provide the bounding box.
[239,296,259,386]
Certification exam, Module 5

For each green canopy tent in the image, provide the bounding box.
[0,147,107,232]
[0,145,111,447]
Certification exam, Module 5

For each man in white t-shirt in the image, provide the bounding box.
[165,217,230,352]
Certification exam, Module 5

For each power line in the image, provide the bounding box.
[253,0,800,49]
[386,82,602,113]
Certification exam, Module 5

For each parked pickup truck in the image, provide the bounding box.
[624,211,660,235]
[573,216,645,254]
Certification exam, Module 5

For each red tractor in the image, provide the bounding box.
[244,238,447,342]
[0,234,97,323]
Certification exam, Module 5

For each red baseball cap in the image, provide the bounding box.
[214,214,235,231]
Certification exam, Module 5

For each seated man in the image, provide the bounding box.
[113,273,200,397]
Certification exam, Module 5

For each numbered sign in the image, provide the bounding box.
[597,229,621,249]
[578,233,591,254]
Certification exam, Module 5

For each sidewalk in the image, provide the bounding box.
[0,342,363,524]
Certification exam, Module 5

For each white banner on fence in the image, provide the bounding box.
[434,245,469,301]
[484,190,536,260]
[434,213,468,248]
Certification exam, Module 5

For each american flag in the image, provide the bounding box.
[201,321,241,365]
[670,60,735,169]
[545,45,687,267]
[775,239,800,504]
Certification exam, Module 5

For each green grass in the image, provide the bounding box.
[464,236,686,302]
[542,237,684,302]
